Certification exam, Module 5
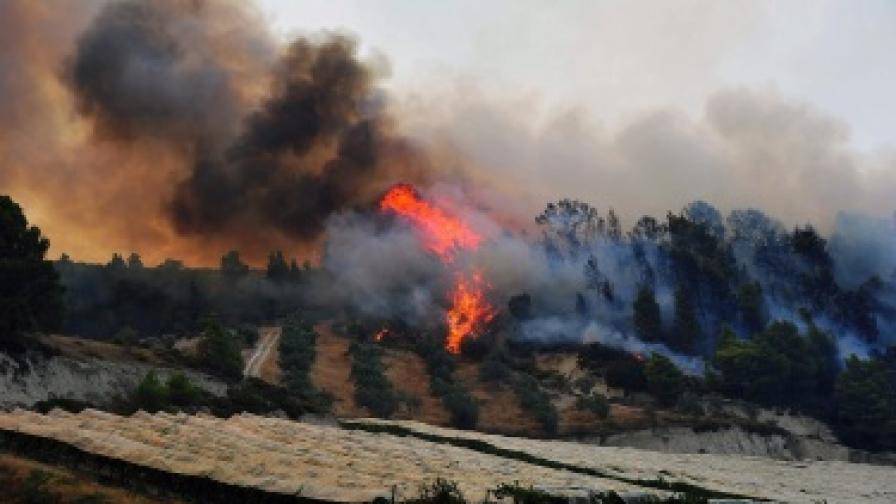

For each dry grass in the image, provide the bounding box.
[382,348,451,425]
[39,334,172,366]
[311,323,367,417]
[0,410,642,502]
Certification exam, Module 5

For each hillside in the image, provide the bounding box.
[0,409,894,503]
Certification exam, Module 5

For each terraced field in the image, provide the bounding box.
[2,409,894,503]
[0,409,645,502]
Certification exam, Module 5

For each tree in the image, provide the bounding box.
[644,353,685,407]
[736,282,764,334]
[633,286,662,341]
[106,253,126,274]
[672,287,700,353]
[197,319,244,379]
[0,195,64,344]
[266,250,289,282]
[220,250,249,279]
[834,356,896,449]
[134,370,168,412]
[127,252,144,270]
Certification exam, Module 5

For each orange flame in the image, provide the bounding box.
[374,328,388,342]
[380,184,481,262]
[379,184,495,354]
[446,273,496,354]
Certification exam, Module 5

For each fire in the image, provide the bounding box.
[374,328,389,342]
[446,273,496,354]
[379,184,481,262]
[380,184,495,353]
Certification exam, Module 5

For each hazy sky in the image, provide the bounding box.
[257,0,896,151]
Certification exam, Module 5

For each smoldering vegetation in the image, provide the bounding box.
[309,191,896,368]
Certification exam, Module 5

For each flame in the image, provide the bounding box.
[379,184,495,353]
[446,272,496,354]
[374,328,388,342]
[379,184,481,262]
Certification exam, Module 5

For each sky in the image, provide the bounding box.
[258,0,896,152]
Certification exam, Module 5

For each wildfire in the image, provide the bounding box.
[380,184,495,353]
[379,184,482,262]
[373,328,389,342]
[446,273,496,354]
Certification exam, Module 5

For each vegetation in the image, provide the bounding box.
[511,374,559,436]
[644,353,686,407]
[574,392,610,419]
[349,341,399,418]
[279,318,331,410]
[417,336,479,429]
[195,319,244,380]
[0,195,64,347]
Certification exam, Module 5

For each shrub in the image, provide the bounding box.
[166,371,201,407]
[21,469,59,504]
[644,353,686,407]
[513,374,558,436]
[417,336,479,429]
[575,392,610,419]
[478,351,511,383]
[405,479,466,504]
[350,342,398,418]
[134,370,168,412]
[196,319,243,380]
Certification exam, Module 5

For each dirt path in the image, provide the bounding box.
[243,326,281,380]
[311,323,366,416]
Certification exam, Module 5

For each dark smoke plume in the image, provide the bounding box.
[65,0,427,256]
[169,36,427,240]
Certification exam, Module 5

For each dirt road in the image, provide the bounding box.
[243,326,281,379]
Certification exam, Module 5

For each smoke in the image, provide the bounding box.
[399,87,896,233]
[3,1,895,267]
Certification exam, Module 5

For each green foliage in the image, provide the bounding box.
[711,321,839,411]
[417,337,479,429]
[735,282,764,333]
[196,319,244,380]
[166,371,200,407]
[279,319,331,411]
[633,285,662,342]
[350,341,398,418]
[134,370,168,413]
[671,287,700,354]
[0,195,64,344]
[834,356,896,450]
[512,374,558,435]
[404,479,466,504]
[575,392,610,419]
[644,353,686,407]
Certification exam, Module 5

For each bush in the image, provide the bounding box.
[417,336,479,429]
[278,318,331,410]
[513,374,558,435]
[644,353,686,407]
[575,392,610,419]
[404,479,466,504]
[604,360,647,393]
[350,342,398,418]
[478,351,510,383]
[134,370,168,412]
[166,372,201,407]
[196,319,243,380]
